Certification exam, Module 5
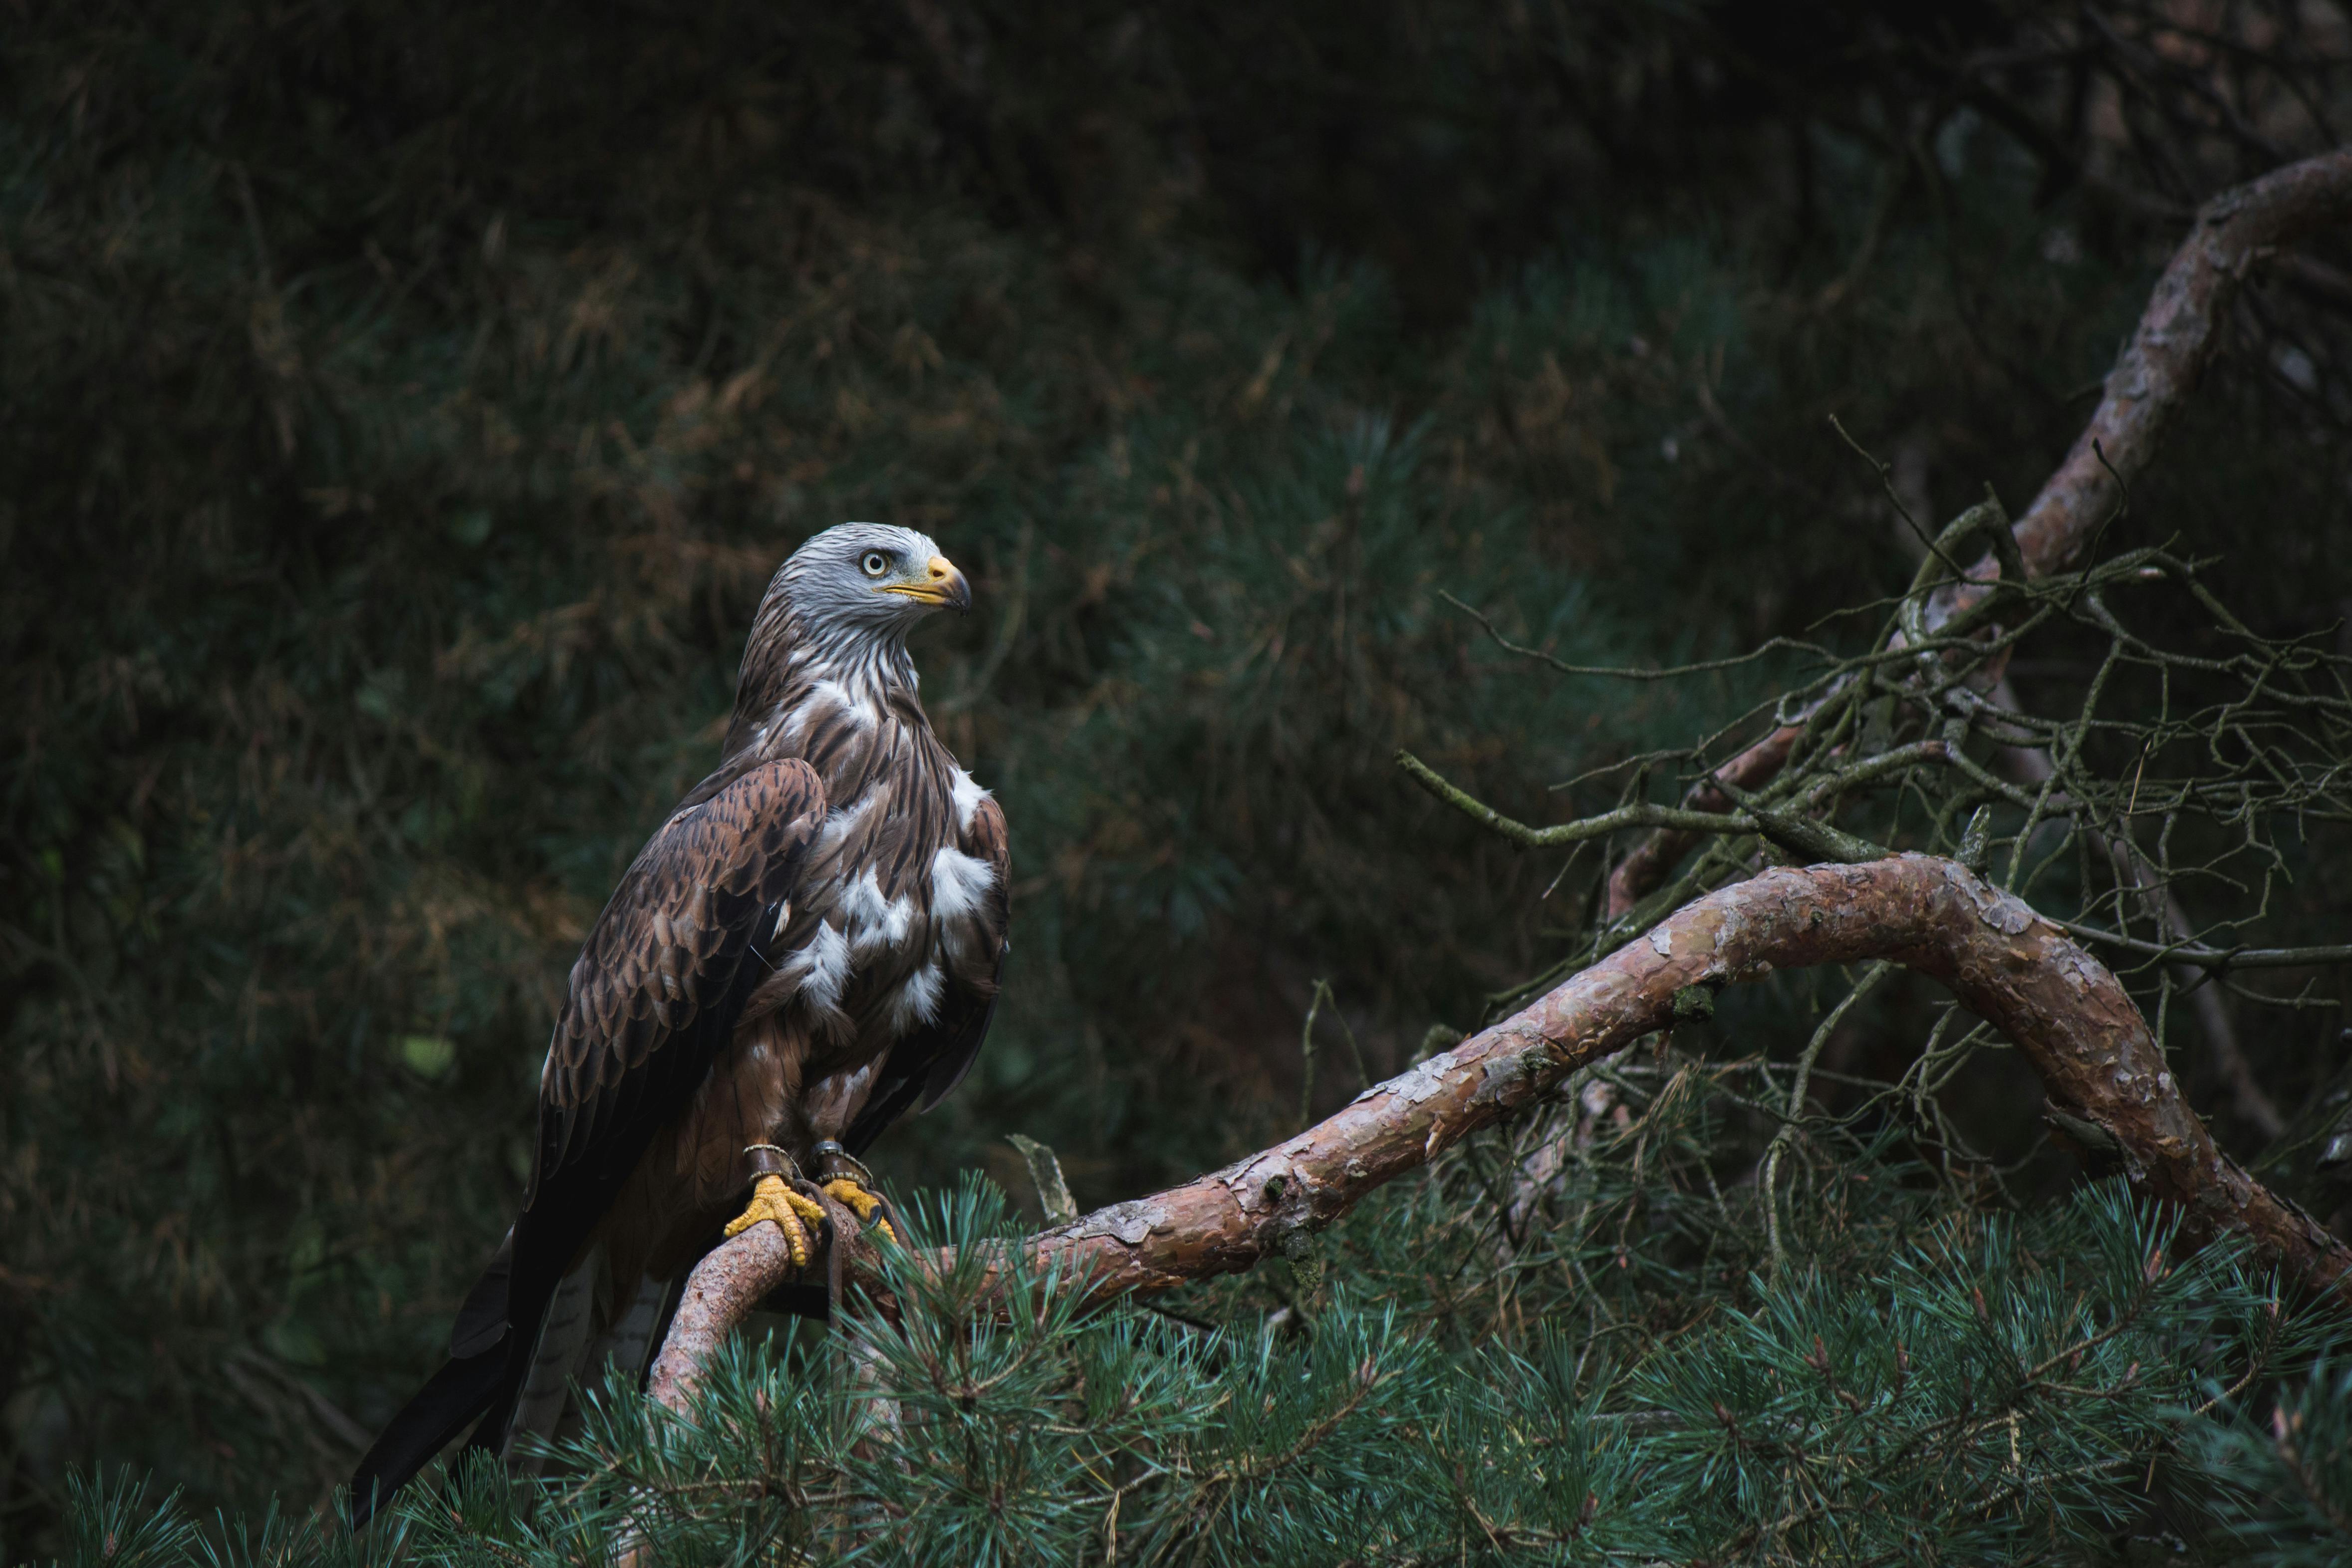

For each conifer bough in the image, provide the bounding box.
[650,852,2352,1408]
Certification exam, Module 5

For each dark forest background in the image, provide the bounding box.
[6,0,2352,1556]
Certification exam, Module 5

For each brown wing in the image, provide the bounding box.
[532,757,826,1206]
[844,791,1011,1152]
[390,757,823,1477]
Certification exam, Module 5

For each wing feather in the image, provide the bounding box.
[521,757,824,1285]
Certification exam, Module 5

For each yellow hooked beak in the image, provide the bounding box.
[880,553,971,611]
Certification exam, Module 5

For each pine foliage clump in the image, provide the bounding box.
[42,1155,2350,1564]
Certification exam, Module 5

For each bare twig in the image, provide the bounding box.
[1398,748,1889,869]
[1991,692,2289,1139]
[1604,725,1808,918]
[2045,920,2352,976]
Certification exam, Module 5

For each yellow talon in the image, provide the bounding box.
[820,1178,896,1244]
[723,1174,829,1268]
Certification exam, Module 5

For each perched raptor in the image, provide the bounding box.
[351,523,1009,1520]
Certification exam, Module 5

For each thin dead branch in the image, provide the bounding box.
[1993,698,2287,1139]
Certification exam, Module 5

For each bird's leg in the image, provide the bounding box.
[725,1144,831,1269]
[812,1141,898,1244]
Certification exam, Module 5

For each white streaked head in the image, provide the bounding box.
[779,523,970,645]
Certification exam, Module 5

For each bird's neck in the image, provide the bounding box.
[721,610,928,788]
[795,628,917,705]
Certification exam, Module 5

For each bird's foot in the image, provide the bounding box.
[819,1178,897,1244]
[813,1140,898,1244]
[723,1174,830,1269]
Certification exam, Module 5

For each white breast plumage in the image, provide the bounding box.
[950,767,990,830]
[887,962,946,1031]
[840,866,916,958]
[931,844,997,926]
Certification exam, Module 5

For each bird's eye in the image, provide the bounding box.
[861,551,890,577]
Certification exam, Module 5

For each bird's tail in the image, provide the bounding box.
[347,1241,672,1524]
[348,1231,525,1528]
[503,1251,603,1474]
[346,1348,509,1527]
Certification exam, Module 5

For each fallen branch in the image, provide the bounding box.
[1604,147,2352,917]
[650,854,2352,1401]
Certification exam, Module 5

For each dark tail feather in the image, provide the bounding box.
[346,1349,508,1527]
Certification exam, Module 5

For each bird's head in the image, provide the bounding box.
[779,523,971,638]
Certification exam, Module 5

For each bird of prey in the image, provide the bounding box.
[350,523,1009,1521]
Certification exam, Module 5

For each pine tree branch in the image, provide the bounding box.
[1604,146,2352,917]
[653,855,2352,1397]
